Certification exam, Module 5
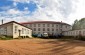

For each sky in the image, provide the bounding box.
[0,0,85,25]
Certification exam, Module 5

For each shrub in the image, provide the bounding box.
[77,36,85,41]
[0,35,13,40]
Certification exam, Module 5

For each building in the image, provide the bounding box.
[0,21,32,38]
[63,29,85,37]
[21,21,72,35]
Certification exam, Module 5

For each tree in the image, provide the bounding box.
[72,19,79,30]
[72,18,85,30]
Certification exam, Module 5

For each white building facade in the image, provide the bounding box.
[63,29,85,36]
[21,21,72,35]
[0,21,32,38]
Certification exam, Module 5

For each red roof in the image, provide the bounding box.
[20,21,71,26]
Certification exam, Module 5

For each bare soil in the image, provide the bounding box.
[0,38,85,55]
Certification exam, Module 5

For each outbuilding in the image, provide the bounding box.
[0,21,32,38]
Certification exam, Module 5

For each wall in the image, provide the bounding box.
[13,23,32,38]
[24,23,71,35]
[63,29,85,36]
[0,23,13,37]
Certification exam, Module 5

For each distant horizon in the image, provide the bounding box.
[0,0,85,25]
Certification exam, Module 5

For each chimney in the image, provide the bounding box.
[2,19,3,25]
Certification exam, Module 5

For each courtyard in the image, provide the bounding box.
[0,38,85,55]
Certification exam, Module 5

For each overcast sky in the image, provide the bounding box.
[0,0,85,24]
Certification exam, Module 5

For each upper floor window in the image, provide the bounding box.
[56,24,58,27]
[66,26,68,28]
[34,24,36,27]
[30,24,32,27]
[60,25,62,28]
[43,24,45,27]
[56,29,58,31]
[52,24,54,27]
[47,28,49,31]
[38,24,40,27]
[34,28,36,31]
[47,24,49,27]
[52,28,54,31]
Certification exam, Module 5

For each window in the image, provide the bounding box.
[30,24,32,27]
[34,24,36,27]
[56,25,58,27]
[52,28,54,31]
[38,32,40,34]
[60,25,62,28]
[28,30,29,34]
[43,24,45,27]
[25,29,26,34]
[52,24,54,27]
[43,28,45,31]
[4,27,7,34]
[22,28,24,34]
[38,24,40,27]
[38,28,40,31]
[15,26,18,33]
[47,28,49,31]
[66,26,67,28]
[61,29,62,31]
[56,29,58,31]
[34,28,36,31]
[47,24,49,27]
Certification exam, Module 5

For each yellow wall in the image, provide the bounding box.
[13,23,32,38]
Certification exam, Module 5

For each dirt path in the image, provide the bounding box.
[0,39,85,55]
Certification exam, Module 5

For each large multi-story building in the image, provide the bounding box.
[21,21,72,35]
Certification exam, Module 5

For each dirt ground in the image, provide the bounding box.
[0,38,85,55]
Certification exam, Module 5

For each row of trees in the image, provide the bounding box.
[72,18,85,30]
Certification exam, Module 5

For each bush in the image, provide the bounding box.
[77,36,85,41]
[0,35,13,40]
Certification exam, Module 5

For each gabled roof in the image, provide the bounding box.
[20,21,71,26]
[0,21,31,29]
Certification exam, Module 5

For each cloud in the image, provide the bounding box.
[7,9,20,14]
[13,2,17,6]
[26,0,77,24]
[13,0,30,3]
[0,0,83,25]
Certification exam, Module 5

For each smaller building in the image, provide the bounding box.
[0,21,32,38]
[63,29,85,37]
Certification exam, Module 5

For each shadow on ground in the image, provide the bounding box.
[37,39,85,55]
